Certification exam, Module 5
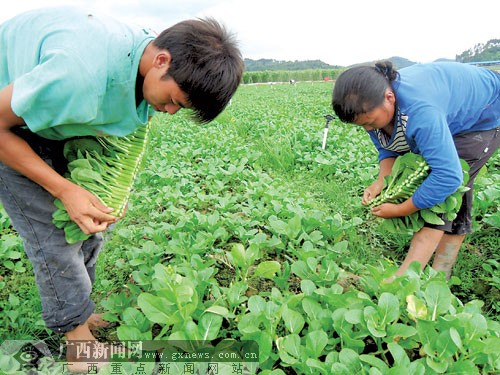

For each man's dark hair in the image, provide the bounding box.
[154,18,244,123]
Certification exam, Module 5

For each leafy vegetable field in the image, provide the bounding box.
[1,82,499,374]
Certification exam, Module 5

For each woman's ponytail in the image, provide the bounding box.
[374,60,398,82]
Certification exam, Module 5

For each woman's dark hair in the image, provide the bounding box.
[332,60,399,123]
[154,18,244,123]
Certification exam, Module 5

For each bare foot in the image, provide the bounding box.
[65,341,127,373]
[382,275,396,284]
[65,360,109,374]
[64,323,111,373]
[337,272,361,292]
[85,313,110,332]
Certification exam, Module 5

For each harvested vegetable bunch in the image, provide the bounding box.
[52,124,151,244]
[367,153,430,208]
[367,153,470,233]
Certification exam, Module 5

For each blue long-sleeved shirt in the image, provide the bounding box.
[368,62,500,209]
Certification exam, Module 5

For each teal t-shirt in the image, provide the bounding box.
[0,7,155,140]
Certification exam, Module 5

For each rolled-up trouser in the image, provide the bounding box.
[426,126,500,235]
[0,128,103,334]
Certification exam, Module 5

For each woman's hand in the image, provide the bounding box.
[371,198,420,219]
[371,203,402,218]
[362,157,396,205]
[362,180,384,205]
[58,182,118,235]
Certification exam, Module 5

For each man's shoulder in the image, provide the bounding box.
[3,6,151,47]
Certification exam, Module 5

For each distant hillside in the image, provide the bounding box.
[348,56,417,69]
[243,56,418,73]
[434,58,456,63]
[244,58,341,71]
[244,39,500,73]
[456,39,500,62]
[382,56,416,69]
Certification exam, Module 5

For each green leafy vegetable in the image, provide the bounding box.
[52,124,151,243]
[367,153,430,208]
[368,153,470,233]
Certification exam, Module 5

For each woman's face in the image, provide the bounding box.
[353,89,396,131]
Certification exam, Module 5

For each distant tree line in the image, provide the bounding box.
[241,38,500,84]
[242,68,344,84]
[244,58,341,71]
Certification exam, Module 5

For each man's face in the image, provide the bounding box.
[143,73,190,115]
[141,48,190,114]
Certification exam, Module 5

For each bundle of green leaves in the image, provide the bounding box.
[52,124,150,244]
[368,153,470,233]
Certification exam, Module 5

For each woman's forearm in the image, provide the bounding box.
[377,157,396,182]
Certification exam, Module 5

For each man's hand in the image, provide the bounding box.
[58,183,118,235]
[0,84,121,235]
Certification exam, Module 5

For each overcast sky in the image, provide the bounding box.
[1,0,498,67]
